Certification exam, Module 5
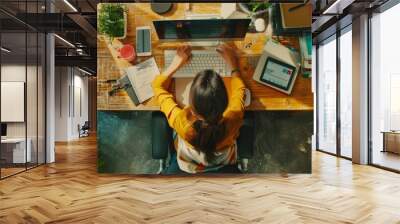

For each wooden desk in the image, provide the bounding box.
[97,3,313,111]
[382,131,400,154]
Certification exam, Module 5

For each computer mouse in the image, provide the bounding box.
[245,88,251,107]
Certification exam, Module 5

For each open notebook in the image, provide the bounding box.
[120,57,160,105]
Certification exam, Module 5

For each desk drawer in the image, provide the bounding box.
[1,140,32,164]
[13,141,31,163]
[0,145,13,164]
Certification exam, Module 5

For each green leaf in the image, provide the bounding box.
[98,4,125,39]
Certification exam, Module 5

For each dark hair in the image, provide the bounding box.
[189,70,228,163]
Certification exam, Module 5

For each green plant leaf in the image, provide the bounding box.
[98,4,125,39]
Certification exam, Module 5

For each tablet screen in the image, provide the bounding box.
[259,57,296,91]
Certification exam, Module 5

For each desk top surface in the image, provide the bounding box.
[97,3,313,111]
[382,131,400,134]
[1,138,27,143]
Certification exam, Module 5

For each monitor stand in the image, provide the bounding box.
[184,13,222,47]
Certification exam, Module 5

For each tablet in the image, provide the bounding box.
[253,40,300,95]
[259,57,297,92]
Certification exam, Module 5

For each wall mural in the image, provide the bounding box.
[97,2,313,174]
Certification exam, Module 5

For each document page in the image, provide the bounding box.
[125,57,160,103]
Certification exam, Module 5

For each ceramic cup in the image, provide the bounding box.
[118,44,136,62]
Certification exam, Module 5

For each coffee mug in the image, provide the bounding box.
[118,44,136,62]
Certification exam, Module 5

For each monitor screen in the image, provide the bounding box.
[259,57,297,91]
[1,123,7,137]
[153,19,251,41]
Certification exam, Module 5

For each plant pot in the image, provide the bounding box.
[238,3,269,17]
[238,3,270,33]
[98,4,127,41]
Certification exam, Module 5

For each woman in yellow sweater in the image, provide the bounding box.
[152,44,246,174]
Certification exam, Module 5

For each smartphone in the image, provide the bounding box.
[136,26,152,56]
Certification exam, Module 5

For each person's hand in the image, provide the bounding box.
[162,45,191,78]
[216,43,239,69]
[171,45,192,69]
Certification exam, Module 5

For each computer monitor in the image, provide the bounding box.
[1,123,7,137]
[153,19,251,42]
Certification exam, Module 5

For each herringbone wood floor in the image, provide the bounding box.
[1,135,400,224]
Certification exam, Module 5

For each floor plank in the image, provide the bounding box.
[0,135,399,224]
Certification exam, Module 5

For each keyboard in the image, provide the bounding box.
[164,50,231,78]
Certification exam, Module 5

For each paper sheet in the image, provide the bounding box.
[125,57,160,103]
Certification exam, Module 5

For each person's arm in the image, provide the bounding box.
[152,45,192,128]
[217,44,246,115]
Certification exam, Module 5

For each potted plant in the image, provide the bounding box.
[239,2,272,16]
[98,4,127,41]
[239,2,272,32]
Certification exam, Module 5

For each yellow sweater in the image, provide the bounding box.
[151,75,246,151]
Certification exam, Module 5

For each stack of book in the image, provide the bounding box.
[271,3,312,78]
[299,33,312,78]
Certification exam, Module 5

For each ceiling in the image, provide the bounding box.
[1,0,394,74]
[312,0,390,42]
[0,0,99,73]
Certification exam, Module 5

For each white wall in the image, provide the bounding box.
[1,65,26,139]
[1,65,40,138]
[1,65,26,82]
[55,67,69,141]
[54,67,89,141]
[1,64,46,164]
[72,73,89,138]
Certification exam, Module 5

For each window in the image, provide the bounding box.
[317,36,337,154]
[0,1,47,179]
[316,25,353,159]
[339,27,352,158]
[370,3,400,171]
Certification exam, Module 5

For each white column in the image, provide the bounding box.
[46,32,55,163]
[352,14,369,164]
